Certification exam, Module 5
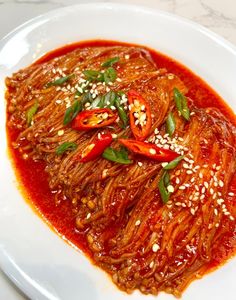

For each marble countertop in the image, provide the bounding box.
[0,0,235,299]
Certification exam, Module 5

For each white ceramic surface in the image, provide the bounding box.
[0,3,236,300]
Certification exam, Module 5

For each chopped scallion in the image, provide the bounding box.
[158,171,171,204]
[173,87,190,121]
[56,142,78,155]
[63,100,81,125]
[26,101,38,126]
[46,74,74,88]
[163,155,184,170]
[102,146,133,164]
[166,112,176,137]
[101,57,119,67]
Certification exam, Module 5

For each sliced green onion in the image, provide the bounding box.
[115,98,128,128]
[46,74,74,88]
[83,70,103,82]
[101,57,119,67]
[104,91,117,107]
[26,101,38,126]
[56,142,78,155]
[90,95,103,109]
[104,67,117,84]
[102,146,133,164]
[158,171,171,204]
[163,155,184,170]
[173,87,190,121]
[166,112,176,137]
[63,100,82,125]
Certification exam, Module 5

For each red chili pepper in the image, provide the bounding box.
[128,90,152,141]
[80,133,113,162]
[72,108,117,131]
[118,139,179,162]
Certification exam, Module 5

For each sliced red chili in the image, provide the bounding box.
[118,139,179,162]
[128,90,152,141]
[80,133,113,162]
[72,108,117,131]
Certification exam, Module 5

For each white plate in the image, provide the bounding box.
[0,3,236,300]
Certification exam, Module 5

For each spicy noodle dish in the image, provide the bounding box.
[5,40,236,298]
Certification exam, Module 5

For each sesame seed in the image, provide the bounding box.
[217,199,224,205]
[111,134,117,139]
[179,185,186,190]
[110,105,116,110]
[22,153,28,160]
[219,180,224,187]
[149,148,156,155]
[190,208,195,215]
[102,112,109,119]
[55,99,62,104]
[86,213,91,219]
[199,172,203,179]
[135,220,141,226]
[176,178,180,184]
[116,77,122,82]
[152,243,160,252]
[216,166,221,171]
[125,54,130,60]
[214,209,218,216]
[215,223,219,228]
[228,192,234,196]
[167,185,174,193]
[102,169,108,178]
[183,163,189,169]
[204,182,209,189]
[200,195,205,200]
[149,261,154,268]
[210,188,214,195]
[201,187,206,194]
[137,162,143,167]
[230,216,234,221]
[186,170,193,175]
[161,162,168,168]
[57,130,64,136]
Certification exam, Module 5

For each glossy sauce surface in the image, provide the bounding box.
[7,40,236,267]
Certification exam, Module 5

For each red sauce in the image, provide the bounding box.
[7,40,236,268]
